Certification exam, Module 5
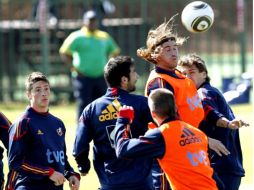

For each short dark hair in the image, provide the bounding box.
[148,88,176,118]
[104,56,134,87]
[25,72,49,92]
[178,53,210,82]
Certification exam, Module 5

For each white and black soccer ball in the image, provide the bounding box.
[181,1,214,33]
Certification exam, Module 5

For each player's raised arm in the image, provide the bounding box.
[114,106,165,159]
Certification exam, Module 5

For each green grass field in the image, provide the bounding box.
[1,103,253,190]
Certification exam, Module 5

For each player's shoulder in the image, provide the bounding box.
[200,82,221,96]
[127,93,148,107]
[70,28,83,35]
[9,112,31,136]
[209,84,222,95]
[82,97,103,116]
[0,112,11,126]
[129,93,147,101]
[48,113,65,126]
[94,30,111,39]
[66,30,84,41]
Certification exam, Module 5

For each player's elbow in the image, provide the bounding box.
[60,53,72,64]
[115,145,131,159]
[115,147,124,158]
[116,151,128,159]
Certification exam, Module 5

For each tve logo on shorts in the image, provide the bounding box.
[186,94,203,110]
[187,150,209,166]
[46,149,65,165]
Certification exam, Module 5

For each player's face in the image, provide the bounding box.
[27,81,50,112]
[87,19,98,32]
[127,66,139,92]
[154,40,178,70]
[181,65,206,88]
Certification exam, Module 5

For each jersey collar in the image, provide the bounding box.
[155,66,186,79]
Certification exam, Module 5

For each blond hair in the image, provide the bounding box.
[137,15,186,64]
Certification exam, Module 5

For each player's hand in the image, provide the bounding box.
[118,106,134,123]
[68,175,80,190]
[227,119,249,129]
[208,137,230,157]
[49,171,66,186]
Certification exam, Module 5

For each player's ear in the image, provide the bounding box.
[151,110,160,126]
[120,76,128,89]
[201,71,207,80]
[121,76,128,83]
[151,47,161,62]
[151,51,158,61]
[150,110,156,117]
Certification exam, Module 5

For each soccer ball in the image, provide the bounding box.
[181,1,214,33]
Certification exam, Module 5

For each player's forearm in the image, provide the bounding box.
[64,170,80,181]
[64,152,82,179]
[20,162,54,176]
[74,154,90,174]
[60,53,73,65]
[203,104,223,126]
[216,117,229,128]
[115,118,164,159]
[73,139,90,174]
[216,117,249,129]
[114,117,134,158]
